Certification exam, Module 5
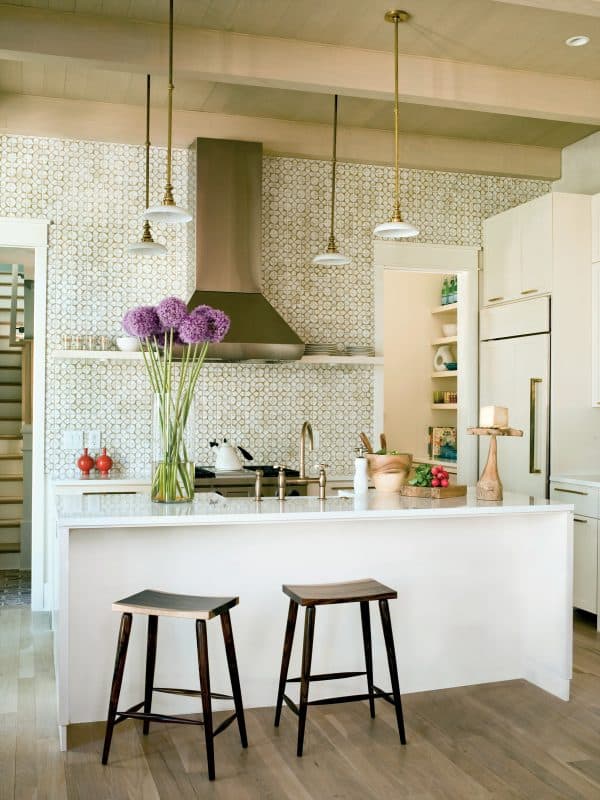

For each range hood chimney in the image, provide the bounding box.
[188,138,304,361]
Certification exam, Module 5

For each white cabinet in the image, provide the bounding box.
[592,194,600,263]
[483,194,553,306]
[520,194,553,297]
[593,263,600,406]
[573,516,598,614]
[550,479,600,622]
[482,206,520,304]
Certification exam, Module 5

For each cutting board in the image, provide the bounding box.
[400,484,467,499]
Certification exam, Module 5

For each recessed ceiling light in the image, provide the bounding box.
[566,35,590,47]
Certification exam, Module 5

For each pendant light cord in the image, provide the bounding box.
[145,74,151,210]
[328,94,338,250]
[163,0,175,203]
[393,15,401,220]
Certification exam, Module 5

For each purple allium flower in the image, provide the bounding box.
[190,304,212,319]
[179,312,209,344]
[206,308,230,343]
[122,305,161,338]
[156,296,188,329]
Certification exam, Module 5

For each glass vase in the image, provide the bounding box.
[151,392,195,503]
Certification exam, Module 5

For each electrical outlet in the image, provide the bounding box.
[62,430,83,450]
[87,431,101,450]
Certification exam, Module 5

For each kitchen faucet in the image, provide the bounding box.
[299,420,314,479]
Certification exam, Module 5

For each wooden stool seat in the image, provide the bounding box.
[112,589,239,620]
[102,588,247,781]
[275,577,406,757]
[283,578,397,606]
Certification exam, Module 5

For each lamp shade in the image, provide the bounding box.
[144,204,192,224]
[127,240,167,256]
[373,220,419,239]
[312,250,352,266]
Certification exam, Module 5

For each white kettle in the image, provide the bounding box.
[210,439,247,471]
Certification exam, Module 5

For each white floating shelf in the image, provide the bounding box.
[431,303,458,315]
[431,371,458,379]
[412,456,458,475]
[431,403,458,410]
[52,350,383,366]
[431,336,458,346]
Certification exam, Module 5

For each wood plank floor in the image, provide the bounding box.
[2,607,600,799]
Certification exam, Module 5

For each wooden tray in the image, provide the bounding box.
[400,484,467,499]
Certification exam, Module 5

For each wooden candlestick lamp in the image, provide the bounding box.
[468,406,523,501]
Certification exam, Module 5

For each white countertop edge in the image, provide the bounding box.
[53,475,355,488]
[57,502,574,530]
[550,475,600,489]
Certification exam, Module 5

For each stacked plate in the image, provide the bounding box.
[304,343,341,356]
[344,345,375,357]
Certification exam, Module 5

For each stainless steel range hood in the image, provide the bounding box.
[188,138,304,361]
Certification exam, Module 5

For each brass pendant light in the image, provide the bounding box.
[129,75,167,256]
[144,0,191,224]
[313,94,351,266]
[374,10,418,239]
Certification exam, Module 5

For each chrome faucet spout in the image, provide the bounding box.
[299,421,314,479]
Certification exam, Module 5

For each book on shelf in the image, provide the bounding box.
[428,426,457,462]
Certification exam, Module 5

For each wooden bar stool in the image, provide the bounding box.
[274,578,406,756]
[101,589,247,781]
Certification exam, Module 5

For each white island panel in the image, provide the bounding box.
[55,492,573,750]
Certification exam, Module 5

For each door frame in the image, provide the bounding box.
[0,217,48,610]
[374,241,480,486]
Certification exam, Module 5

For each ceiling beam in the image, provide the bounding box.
[1,5,600,126]
[0,93,561,180]
[493,0,600,16]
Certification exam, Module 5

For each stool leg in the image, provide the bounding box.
[221,610,248,748]
[360,601,376,719]
[274,599,298,727]
[378,599,406,745]
[297,605,315,758]
[101,612,132,765]
[142,614,158,735]
[196,619,216,781]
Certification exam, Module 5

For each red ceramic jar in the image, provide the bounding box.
[76,447,94,478]
[95,447,113,478]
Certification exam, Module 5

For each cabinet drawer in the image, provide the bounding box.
[573,516,598,614]
[550,482,599,517]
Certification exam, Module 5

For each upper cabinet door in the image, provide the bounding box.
[592,194,600,263]
[482,206,520,305]
[520,194,553,297]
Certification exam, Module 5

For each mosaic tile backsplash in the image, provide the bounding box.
[0,134,550,477]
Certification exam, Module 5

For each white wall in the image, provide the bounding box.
[553,131,600,195]
[384,271,444,459]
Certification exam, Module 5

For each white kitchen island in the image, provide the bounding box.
[54,490,574,750]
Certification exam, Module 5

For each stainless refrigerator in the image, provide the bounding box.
[479,297,550,498]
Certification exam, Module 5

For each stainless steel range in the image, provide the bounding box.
[194,465,306,498]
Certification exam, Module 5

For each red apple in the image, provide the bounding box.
[432,478,440,487]
[440,479,449,487]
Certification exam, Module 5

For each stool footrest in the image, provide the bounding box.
[307,692,375,707]
[372,685,396,705]
[213,712,238,738]
[116,710,204,727]
[153,686,233,701]
[283,693,300,716]
[287,670,366,683]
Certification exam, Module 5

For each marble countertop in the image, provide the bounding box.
[550,474,600,488]
[55,489,573,529]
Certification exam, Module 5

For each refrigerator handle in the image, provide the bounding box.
[529,378,542,474]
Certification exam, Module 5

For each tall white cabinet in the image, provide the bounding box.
[482,193,554,306]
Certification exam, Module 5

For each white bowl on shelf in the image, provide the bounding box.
[442,323,457,337]
[116,336,140,352]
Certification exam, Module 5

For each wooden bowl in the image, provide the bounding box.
[366,453,413,492]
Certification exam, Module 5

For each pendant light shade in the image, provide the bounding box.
[313,95,351,266]
[128,75,167,256]
[374,10,418,240]
[144,0,191,225]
